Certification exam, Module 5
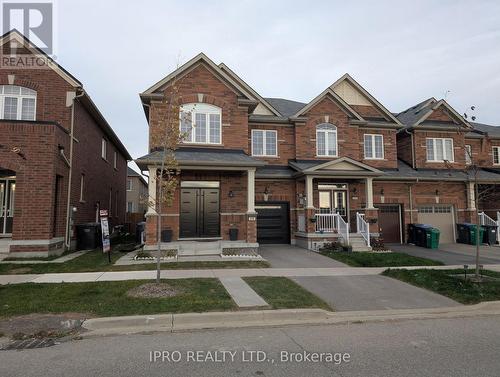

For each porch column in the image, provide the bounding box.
[467,182,476,210]
[146,166,157,215]
[306,175,314,209]
[365,177,375,209]
[247,168,256,214]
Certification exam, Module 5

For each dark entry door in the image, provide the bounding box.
[256,202,290,244]
[377,204,402,243]
[180,188,220,238]
[0,179,15,235]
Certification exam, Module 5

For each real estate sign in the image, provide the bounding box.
[100,209,111,254]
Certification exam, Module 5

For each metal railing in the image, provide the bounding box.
[315,211,349,245]
[356,212,370,247]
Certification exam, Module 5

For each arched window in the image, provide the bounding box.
[179,103,221,144]
[0,85,37,121]
[316,123,337,157]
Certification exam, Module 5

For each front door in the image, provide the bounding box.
[318,184,349,222]
[180,187,220,238]
[0,179,15,235]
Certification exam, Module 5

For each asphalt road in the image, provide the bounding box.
[1,316,499,377]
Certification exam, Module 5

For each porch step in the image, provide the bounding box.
[348,233,372,252]
[178,241,221,256]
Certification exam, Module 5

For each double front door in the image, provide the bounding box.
[180,185,220,238]
[0,179,15,235]
[318,184,348,222]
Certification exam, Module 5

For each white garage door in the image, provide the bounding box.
[417,205,455,244]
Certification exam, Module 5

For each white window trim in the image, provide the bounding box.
[79,174,85,202]
[0,85,37,121]
[127,179,133,191]
[251,129,278,157]
[127,201,134,213]
[101,138,107,160]
[426,138,455,162]
[113,151,117,169]
[364,134,384,160]
[493,146,500,165]
[316,125,338,157]
[465,144,472,165]
[179,103,222,145]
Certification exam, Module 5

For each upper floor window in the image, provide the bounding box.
[101,138,107,160]
[252,129,277,156]
[364,134,384,159]
[0,85,36,121]
[465,145,472,165]
[113,151,117,169]
[180,103,221,144]
[426,138,454,162]
[493,146,500,165]
[127,179,133,191]
[316,123,337,157]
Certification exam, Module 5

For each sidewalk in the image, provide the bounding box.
[81,301,500,337]
[1,264,499,285]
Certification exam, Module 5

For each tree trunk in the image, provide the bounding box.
[475,182,480,278]
[156,177,161,283]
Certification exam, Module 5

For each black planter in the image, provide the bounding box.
[161,229,173,242]
[229,228,239,241]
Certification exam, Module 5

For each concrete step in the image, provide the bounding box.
[178,241,221,256]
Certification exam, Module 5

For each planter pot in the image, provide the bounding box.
[161,229,173,243]
[229,228,239,241]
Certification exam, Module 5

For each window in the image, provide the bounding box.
[0,85,37,121]
[251,130,277,156]
[109,188,113,216]
[127,201,134,213]
[79,174,85,202]
[426,138,454,162]
[113,151,117,169]
[101,138,107,160]
[316,123,338,157]
[364,134,384,159]
[179,103,221,144]
[115,191,119,217]
[465,145,472,165]
[493,146,500,165]
[127,179,133,191]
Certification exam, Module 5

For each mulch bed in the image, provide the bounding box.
[126,282,180,298]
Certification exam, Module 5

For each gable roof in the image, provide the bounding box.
[329,74,402,125]
[127,166,147,185]
[289,157,383,176]
[291,88,365,120]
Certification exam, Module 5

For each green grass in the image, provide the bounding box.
[0,249,270,275]
[0,279,236,318]
[382,268,500,304]
[244,277,332,310]
[320,250,444,267]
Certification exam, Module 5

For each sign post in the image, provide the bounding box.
[99,209,111,263]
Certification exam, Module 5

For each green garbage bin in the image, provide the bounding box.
[467,224,485,245]
[426,228,440,249]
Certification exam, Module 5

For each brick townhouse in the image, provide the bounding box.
[0,30,131,256]
[135,53,500,254]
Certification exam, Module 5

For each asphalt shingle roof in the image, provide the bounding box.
[396,98,436,126]
[471,122,500,137]
[264,98,306,117]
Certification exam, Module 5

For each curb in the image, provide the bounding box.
[81,301,500,338]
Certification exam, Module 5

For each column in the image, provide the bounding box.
[306,175,314,209]
[247,168,256,214]
[365,177,375,209]
[146,166,157,215]
[467,182,476,210]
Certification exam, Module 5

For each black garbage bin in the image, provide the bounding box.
[456,223,470,244]
[136,221,146,244]
[482,225,498,246]
[414,224,432,247]
[76,223,101,250]
[407,224,416,244]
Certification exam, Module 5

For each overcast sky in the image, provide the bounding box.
[53,0,500,170]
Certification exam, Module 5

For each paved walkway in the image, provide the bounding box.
[0,250,89,264]
[258,244,347,267]
[219,277,268,309]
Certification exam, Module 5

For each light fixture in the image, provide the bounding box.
[435,189,440,196]
[264,187,270,195]
[380,189,384,195]
[228,191,234,198]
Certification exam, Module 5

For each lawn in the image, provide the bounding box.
[320,250,444,267]
[382,268,500,304]
[0,249,270,275]
[244,277,332,310]
[0,279,236,318]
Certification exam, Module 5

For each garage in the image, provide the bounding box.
[417,205,456,243]
[377,204,403,243]
[255,202,290,244]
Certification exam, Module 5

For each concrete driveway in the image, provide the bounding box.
[259,244,347,268]
[292,275,461,311]
[389,243,500,265]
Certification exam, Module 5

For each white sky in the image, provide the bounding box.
[54,0,500,169]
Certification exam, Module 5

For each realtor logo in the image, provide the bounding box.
[1,0,55,55]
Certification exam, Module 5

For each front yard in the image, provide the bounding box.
[0,249,270,275]
[383,268,500,304]
[320,250,444,267]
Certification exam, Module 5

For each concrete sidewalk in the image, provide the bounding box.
[81,301,500,337]
[1,264,500,285]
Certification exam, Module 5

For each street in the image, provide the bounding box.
[1,316,499,377]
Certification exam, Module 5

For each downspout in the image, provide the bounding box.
[64,88,85,250]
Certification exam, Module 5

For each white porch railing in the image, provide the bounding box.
[479,212,497,226]
[315,211,350,245]
[356,212,370,247]
[498,212,500,244]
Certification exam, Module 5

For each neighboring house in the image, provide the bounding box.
[135,53,500,253]
[126,167,147,214]
[0,30,131,256]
